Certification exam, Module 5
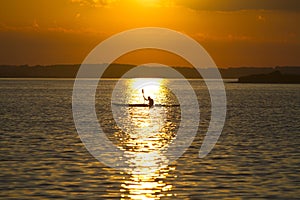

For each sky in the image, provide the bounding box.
[0,0,299,67]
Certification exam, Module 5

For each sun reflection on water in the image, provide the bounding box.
[113,79,180,199]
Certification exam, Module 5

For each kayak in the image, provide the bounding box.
[112,103,180,107]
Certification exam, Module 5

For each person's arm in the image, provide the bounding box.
[143,96,148,101]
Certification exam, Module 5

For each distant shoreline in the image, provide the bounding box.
[0,64,299,79]
[237,71,300,84]
[0,77,238,82]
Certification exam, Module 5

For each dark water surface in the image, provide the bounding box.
[0,79,299,199]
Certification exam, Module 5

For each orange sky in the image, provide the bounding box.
[0,0,299,67]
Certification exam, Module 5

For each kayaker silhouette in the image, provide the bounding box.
[142,89,154,107]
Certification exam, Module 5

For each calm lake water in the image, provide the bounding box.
[0,79,299,199]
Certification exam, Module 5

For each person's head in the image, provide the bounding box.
[148,96,151,100]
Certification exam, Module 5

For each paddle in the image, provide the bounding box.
[142,89,145,103]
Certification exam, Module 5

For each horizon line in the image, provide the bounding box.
[0,63,300,69]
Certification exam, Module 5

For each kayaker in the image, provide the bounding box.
[144,96,154,107]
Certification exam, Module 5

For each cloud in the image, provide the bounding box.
[75,13,81,18]
[257,15,266,22]
[70,0,117,7]
[69,0,300,11]
[32,19,40,30]
[173,0,300,11]
[194,32,253,42]
[0,22,106,36]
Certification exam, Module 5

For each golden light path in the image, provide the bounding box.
[114,79,179,199]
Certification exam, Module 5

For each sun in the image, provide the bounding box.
[132,78,162,98]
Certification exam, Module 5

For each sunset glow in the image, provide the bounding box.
[0,0,299,67]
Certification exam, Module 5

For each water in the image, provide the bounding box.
[0,79,299,199]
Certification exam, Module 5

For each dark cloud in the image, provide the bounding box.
[175,0,300,11]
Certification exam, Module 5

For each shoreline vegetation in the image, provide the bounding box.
[238,71,300,84]
[0,64,300,81]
